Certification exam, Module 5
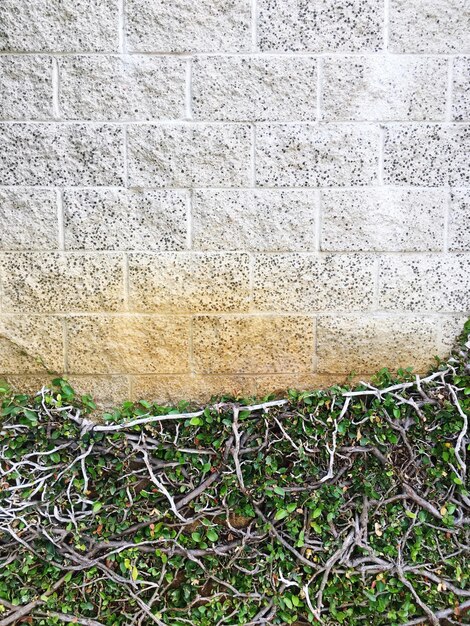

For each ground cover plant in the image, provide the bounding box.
[0,322,469,626]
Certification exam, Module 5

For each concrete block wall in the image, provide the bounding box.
[0,0,469,404]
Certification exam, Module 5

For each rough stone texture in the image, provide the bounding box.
[0,0,118,52]
[128,124,251,187]
[0,56,53,120]
[0,124,124,186]
[379,254,470,313]
[192,57,317,122]
[256,124,379,186]
[0,0,469,403]
[0,189,59,251]
[321,57,447,121]
[126,0,251,52]
[0,316,64,374]
[66,316,190,374]
[453,57,470,121]
[0,253,125,313]
[389,0,470,53]
[252,254,375,312]
[128,253,250,313]
[192,190,317,251]
[317,315,440,373]
[383,125,470,187]
[63,189,188,251]
[192,316,315,374]
[321,189,445,251]
[448,190,470,252]
[58,56,186,122]
[258,0,383,52]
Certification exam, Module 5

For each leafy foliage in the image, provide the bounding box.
[0,322,469,625]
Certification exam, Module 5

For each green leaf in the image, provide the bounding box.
[207,529,219,542]
[273,485,286,496]
[190,417,203,426]
[274,509,289,521]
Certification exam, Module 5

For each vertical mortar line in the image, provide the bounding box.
[52,57,60,119]
[248,253,255,312]
[315,188,322,252]
[316,57,323,122]
[312,315,319,373]
[445,57,454,122]
[56,189,65,250]
[373,256,381,311]
[185,58,193,121]
[123,125,129,188]
[189,316,195,376]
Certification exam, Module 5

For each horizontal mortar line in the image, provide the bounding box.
[0,311,466,319]
[0,120,468,126]
[0,185,465,192]
[0,250,467,256]
[0,51,464,58]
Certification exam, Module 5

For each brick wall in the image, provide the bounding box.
[0,0,469,404]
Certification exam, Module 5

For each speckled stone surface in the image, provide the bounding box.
[63,189,188,251]
[383,124,470,186]
[0,56,53,120]
[127,124,252,187]
[0,316,64,374]
[0,0,118,52]
[66,316,190,374]
[379,254,470,312]
[193,315,315,374]
[321,57,447,121]
[128,253,251,313]
[0,124,124,186]
[321,188,445,251]
[0,253,125,313]
[58,56,186,121]
[317,315,440,373]
[192,57,317,122]
[192,190,317,251]
[0,0,468,403]
[453,57,470,121]
[126,0,251,52]
[448,190,470,252]
[389,0,470,53]
[252,254,376,312]
[256,124,379,186]
[0,189,58,250]
[258,0,383,52]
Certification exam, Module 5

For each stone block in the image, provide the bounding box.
[453,57,470,121]
[379,254,470,312]
[128,253,250,313]
[321,56,447,121]
[63,189,187,251]
[0,189,58,251]
[66,315,190,374]
[0,124,124,186]
[448,189,470,252]
[192,189,317,251]
[317,315,440,373]
[0,316,64,373]
[258,0,383,52]
[192,315,315,374]
[252,253,375,312]
[0,253,125,313]
[127,124,251,187]
[0,56,53,119]
[256,124,379,186]
[192,56,317,121]
[58,56,186,121]
[126,0,251,52]
[321,188,445,251]
[389,0,470,53]
[0,0,118,52]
